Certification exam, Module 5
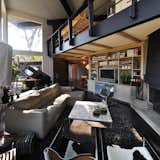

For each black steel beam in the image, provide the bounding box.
[58,30,62,51]
[52,0,160,55]
[52,37,55,54]
[88,0,94,37]
[71,0,88,19]
[47,19,67,33]
[130,0,138,19]
[60,0,73,17]
[93,15,108,21]
[47,19,67,26]
[68,19,74,45]
[47,40,51,57]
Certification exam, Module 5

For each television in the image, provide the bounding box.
[99,68,118,83]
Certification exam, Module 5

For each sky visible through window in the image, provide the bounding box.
[8,21,42,52]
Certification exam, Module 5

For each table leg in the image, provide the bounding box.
[99,129,105,160]
[94,128,98,160]
[94,128,105,160]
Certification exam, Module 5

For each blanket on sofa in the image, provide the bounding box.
[13,84,62,110]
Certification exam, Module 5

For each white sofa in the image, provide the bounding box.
[5,85,85,139]
[5,84,69,138]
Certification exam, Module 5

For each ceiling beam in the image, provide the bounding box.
[117,31,141,42]
[64,53,82,58]
[73,52,93,56]
[74,48,95,52]
[93,15,107,21]
[89,42,113,49]
[47,18,67,32]
[88,42,144,56]
[56,55,82,61]
[63,54,81,58]
[65,52,87,57]
[47,19,67,26]
[60,0,73,17]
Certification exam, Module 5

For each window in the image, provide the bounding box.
[12,54,43,81]
[8,19,42,52]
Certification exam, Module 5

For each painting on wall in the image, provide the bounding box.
[95,82,115,97]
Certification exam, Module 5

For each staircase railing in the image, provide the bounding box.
[47,0,139,57]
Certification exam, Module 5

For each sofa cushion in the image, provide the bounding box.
[13,84,62,110]
[39,84,62,108]
[53,94,71,105]
[47,103,64,122]
[13,90,41,110]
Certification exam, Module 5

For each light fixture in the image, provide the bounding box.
[82,60,87,65]
[85,64,90,70]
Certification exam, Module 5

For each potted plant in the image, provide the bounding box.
[120,70,131,84]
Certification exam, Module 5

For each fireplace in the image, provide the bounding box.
[145,29,160,113]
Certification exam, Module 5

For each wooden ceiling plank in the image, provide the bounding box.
[117,31,141,42]
[56,55,81,61]
[86,42,144,56]
[75,48,94,52]
[90,42,113,49]
[65,52,86,57]
[63,53,82,58]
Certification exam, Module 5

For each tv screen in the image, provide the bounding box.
[100,69,114,79]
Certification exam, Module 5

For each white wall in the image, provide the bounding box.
[0,0,8,42]
[42,18,53,81]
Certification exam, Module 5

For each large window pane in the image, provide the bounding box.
[12,54,43,81]
[8,20,42,52]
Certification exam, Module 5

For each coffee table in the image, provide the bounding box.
[68,101,113,160]
[69,101,112,127]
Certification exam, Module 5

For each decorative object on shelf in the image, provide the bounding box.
[119,52,126,58]
[120,70,131,84]
[91,70,97,80]
[99,61,108,66]
[89,46,142,86]
[134,48,139,56]
[127,49,134,57]
[92,55,106,61]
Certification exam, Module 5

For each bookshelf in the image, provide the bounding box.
[89,47,142,86]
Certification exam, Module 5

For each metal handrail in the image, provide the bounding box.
[48,0,88,41]
[48,0,139,55]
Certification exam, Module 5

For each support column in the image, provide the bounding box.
[130,0,137,19]
[58,29,62,50]
[42,22,54,81]
[88,0,94,37]
[68,19,74,45]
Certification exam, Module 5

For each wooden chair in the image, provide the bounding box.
[44,147,95,160]
[43,119,95,160]
[0,148,16,160]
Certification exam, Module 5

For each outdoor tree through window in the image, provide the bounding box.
[8,20,42,52]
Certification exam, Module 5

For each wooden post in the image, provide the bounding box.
[130,0,137,19]
[47,40,50,57]
[68,19,74,45]
[88,0,94,36]
[58,30,62,50]
[51,37,55,54]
